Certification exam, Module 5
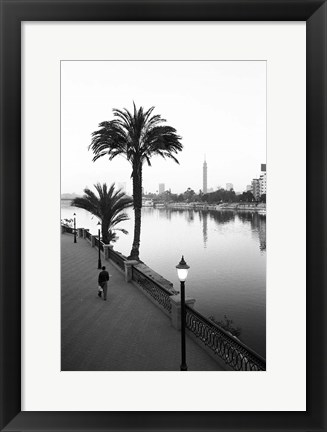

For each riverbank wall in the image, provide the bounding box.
[165,202,266,212]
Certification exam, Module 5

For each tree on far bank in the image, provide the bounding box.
[183,187,196,202]
[239,191,255,203]
[89,103,183,260]
[203,188,237,204]
[71,183,133,244]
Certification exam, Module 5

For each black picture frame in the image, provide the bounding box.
[0,0,326,431]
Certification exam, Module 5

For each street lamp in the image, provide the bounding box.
[73,213,77,243]
[176,256,190,371]
[97,221,102,269]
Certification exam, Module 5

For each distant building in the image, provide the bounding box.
[142,198,154,207]
[259,172,267,196]
[246,185,252,192]
[159,183,165,194]
[260,163,267,196]
[252,179,260,201]
[203,157,207,194]
[226,183,233,191]
[207,187,214,193]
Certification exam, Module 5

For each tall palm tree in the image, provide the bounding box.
[89,103,183,260]
[71,183,133,244]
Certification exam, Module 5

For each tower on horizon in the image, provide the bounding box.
[203,157,207,194]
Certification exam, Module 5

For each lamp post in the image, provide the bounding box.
[73,213,77,243]
[176,256,190,371]
[97,221,102,269]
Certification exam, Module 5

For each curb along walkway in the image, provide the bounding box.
[61,233,224,371]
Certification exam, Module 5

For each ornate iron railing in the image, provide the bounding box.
[132,266,172,313]
[85,230,91,240]
[109,248,126,271]
[99,241,104,252]
[185,306,266,371]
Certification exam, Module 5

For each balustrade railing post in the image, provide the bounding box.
[170,295,196,330]
[124,260,139,282]
[83,229,89,239]
[91,235,96,247]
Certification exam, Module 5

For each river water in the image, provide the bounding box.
[61,200,266,357]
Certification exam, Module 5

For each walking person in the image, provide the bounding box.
[98,266,110,301]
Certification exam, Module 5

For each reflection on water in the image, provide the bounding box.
[61,201,266,357]
[210,210,235,225]
[199,211,208,248]
[237,211,266,252]
[167,208,265,252]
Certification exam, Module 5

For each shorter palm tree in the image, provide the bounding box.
[71,183,133,244]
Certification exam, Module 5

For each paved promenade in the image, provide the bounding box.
[61,233,224,371]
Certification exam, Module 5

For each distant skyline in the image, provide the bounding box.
[61,61,266,195]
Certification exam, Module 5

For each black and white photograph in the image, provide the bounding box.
[61,60,266,371]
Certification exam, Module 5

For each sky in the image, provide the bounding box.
[61,61,266,195]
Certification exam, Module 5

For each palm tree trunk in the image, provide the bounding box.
[129,162,142,260]
[102,221,109,245]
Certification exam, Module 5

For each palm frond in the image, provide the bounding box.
[72,183,132,244]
